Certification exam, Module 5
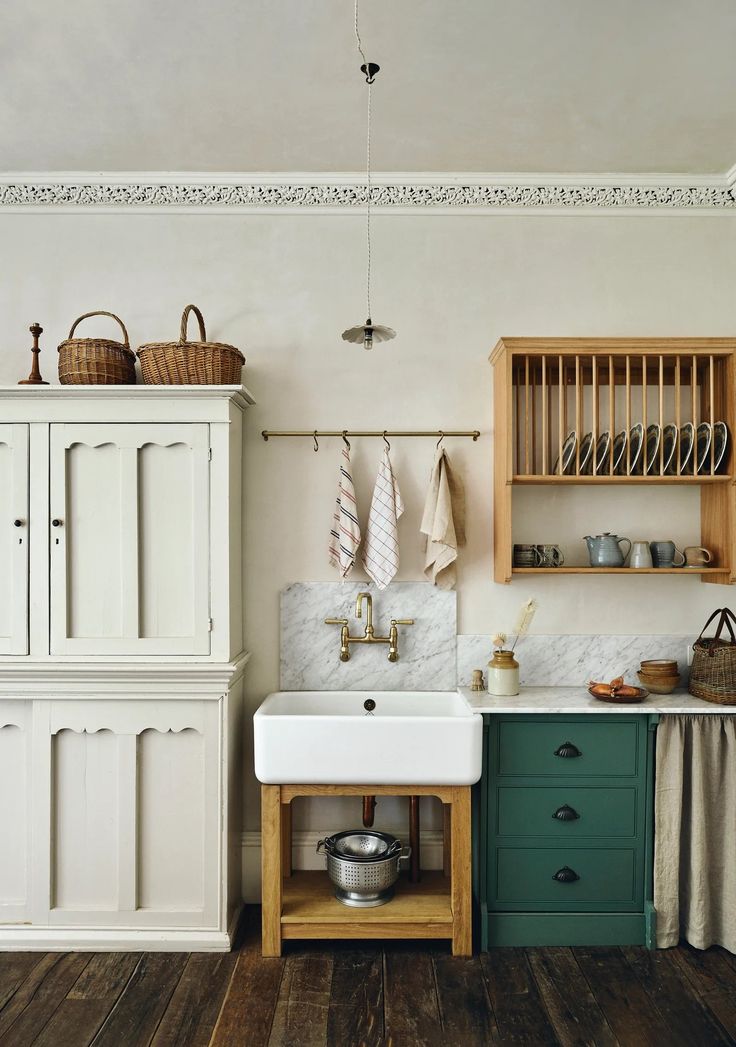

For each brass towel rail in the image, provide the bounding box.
[262,429,481,440]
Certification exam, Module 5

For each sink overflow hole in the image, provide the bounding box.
[363,698,376,713]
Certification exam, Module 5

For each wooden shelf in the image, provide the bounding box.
[512,474,732,485]
[492,337,736,585]
[512,567,730,576]
[281,870,453,940]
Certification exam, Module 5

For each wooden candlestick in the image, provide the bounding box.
[18,323,49,385]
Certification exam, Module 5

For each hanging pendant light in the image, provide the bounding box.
[341,0,396,351]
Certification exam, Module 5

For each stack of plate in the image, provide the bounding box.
[552,422,729,476]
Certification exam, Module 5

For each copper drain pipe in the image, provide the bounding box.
[409,796,421,882]
[362,795,376,827]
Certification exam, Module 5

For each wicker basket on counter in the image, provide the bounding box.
[57,311,136,385]
[689,607,736,705]
[136,304,245,385]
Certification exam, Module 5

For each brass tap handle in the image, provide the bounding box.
[391,618,415,626]
[324,617,349,626]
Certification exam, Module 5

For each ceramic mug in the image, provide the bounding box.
[535,544,564,568]
[630,540,653,569]
[513,544,542,567]
[650,540,685,568]
[684,545,713,568]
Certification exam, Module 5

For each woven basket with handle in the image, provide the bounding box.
[689,607,736,704]
[137,305,245,385]
[57,311,136,385]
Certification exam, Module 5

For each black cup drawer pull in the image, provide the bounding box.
[552,804,580,821]
[554,741,582,758]
[552,866,580,883]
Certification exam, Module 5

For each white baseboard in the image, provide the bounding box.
[0,927,233,952]
[241,829,445,903]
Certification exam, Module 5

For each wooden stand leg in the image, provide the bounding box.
[450,787,472,956]
[261,785,283,957]
[281,801,292,878]
[443,804,452,878]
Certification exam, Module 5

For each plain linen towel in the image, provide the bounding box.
[420,448,465,590]
[654,714,736,953]
[363,447,404,589]
[328,444,361,578]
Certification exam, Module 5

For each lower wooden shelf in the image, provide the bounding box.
[281,870,453,941]
[512,566,729,576]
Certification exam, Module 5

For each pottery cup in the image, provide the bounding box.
[684,545,713,568]
[513,544,542,567]
[630,541,653,569]
[534,544,564,568]
[650,540,685,568]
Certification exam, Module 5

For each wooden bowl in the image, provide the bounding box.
[588,685,649,704]
[637,671,680,695]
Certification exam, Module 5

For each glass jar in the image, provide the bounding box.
[487,649,520,696]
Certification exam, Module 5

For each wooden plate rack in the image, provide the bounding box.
[491,338,736,584]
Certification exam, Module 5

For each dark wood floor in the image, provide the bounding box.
[0,911,735,1047]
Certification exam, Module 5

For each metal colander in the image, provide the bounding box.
[317,830,410,907]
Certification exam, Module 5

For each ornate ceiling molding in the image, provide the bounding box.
[1,173,735,213]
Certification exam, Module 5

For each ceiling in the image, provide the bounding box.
[2,0,735,175]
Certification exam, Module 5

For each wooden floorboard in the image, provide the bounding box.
[33,953,141,1047]
[480,947,559,1045]
[526,947,620,1047]
[91,953,188,1047]
[0,953,90,1046]
[0,911,734,1047]
[383,945,443,1047]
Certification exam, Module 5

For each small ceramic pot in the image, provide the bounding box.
[487,650,520,696]
[630,541,653,569]
[535,544,564,567]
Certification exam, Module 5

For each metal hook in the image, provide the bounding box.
[436,431,445,449]
[313,430,319,453]
[342,430,351,450]
[383,431,391,451]
[360,62,380,84]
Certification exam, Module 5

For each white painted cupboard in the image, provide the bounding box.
[0,386,253,951]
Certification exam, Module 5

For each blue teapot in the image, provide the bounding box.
[584,532,631,567]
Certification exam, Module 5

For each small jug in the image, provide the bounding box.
[584,532,631,568]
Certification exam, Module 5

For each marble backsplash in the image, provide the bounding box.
[457,633,693,688]
[280,582,457,691]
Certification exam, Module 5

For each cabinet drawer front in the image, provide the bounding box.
[495,847,640,908]
[496,719,640,777]
[497,786,638,838]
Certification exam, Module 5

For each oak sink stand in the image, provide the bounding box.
[260,783,472,956]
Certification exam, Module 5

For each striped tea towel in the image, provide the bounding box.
[363,447,404,590]
[328,445,361,578]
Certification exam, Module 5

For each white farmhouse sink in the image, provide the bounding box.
[254,690,482,785]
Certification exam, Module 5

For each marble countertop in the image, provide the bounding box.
[460,686,733,715]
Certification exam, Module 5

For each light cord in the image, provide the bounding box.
[355,0,372,321]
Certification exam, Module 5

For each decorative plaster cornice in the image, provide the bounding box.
[0,171,735,213]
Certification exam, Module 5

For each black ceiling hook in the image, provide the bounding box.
[383,431,391,451]
[361,62,380,84]
[342,430,351,450]
[436,431,445,450]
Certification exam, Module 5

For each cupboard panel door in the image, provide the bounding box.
[50,423,210,655]
[0,703,31,923]
[45,699,220,929]
[0,425,29,655]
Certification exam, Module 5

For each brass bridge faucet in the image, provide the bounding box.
[325,592,414,663]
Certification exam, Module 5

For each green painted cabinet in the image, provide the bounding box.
[475,714,658,948]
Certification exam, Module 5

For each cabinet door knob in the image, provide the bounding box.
[51,518,63,528]
[552,866,580,883]
[552,804,580,821]
[553,741,582,758]
[13,519,23,527]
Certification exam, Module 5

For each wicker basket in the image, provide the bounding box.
[137,305,245,385]
[58,311,136,385]
[689,607,736,705]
